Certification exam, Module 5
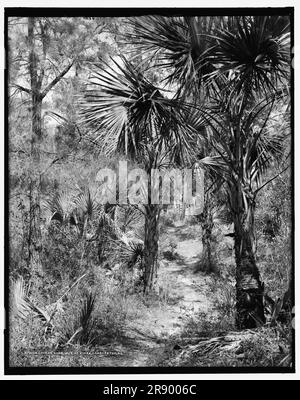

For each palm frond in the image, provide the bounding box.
[80,292,96,330]
[114,205,144,234]
[112,234,144,269]
[80,56,194,165]
[198,155,231,181]
[60,292,97,347]
[126,16,218,96]
[11,277,32,319]
[210,16,290,95]
[43,190,75,225]
[73,186,102,221]
[11,277,51,323]
[240,96,286,187]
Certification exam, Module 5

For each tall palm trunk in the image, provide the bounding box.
[143,204,160,293]
[200,186,214,273]
[232,183,265,329]
[201,213,214,272]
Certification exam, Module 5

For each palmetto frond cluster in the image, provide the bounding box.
[194,94,287,191]
[11,273,87,338]
[80,56,195,165]
[43,186,108,236]
[58,291,98,347]
[43,184,146,274]
[211,16,290,93]
[127,15,290,97]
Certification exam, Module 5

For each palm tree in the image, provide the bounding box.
[128,15,224,275]
[196,174,231,274]
[127,14,291,328]
[80,57,193,292]
[198,92,289,328]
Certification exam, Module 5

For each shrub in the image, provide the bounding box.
[9,266,147,367]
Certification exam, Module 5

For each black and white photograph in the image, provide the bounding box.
[4,6,295,374]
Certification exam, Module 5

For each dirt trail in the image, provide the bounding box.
[95,222,217,367]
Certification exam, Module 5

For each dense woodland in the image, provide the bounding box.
[8,15,293,368]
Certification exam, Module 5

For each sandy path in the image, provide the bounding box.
[149,223,215,335]
[87,222,216,367]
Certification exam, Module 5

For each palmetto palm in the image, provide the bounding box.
[80,57,193,291]
[127,16,218,97]
[44,186,126,268]
[196,91,289,327]
[127,14,291,328]
[44,187,104,238]
[80,56,193,161]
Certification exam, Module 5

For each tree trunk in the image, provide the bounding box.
[28,17,42,145]
[200,191,215,273]
[232,186,265,329]
[24,18,76,269]
[143,204,160,293]
[197,173,215,273]
[31,94,42,156]
[27,17,43,267]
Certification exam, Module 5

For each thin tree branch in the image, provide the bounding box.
[127,203,147,216]
[57,273,87,303]
[41,61,73,99]
[38,19,48,87]
[40,157,62,176]
[12,84,32,95]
